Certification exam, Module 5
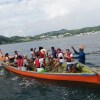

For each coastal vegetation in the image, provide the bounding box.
[0,25,100,45]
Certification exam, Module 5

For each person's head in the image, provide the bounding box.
[79,48,84,52]
[18,55,23,59]
[39,47,43,51]
[79,45,84,52]
[14,50,18,54]
[66,49,70,53]
[51,47,54,50]
[5,53,9,57]
[57,48,61,53]
[30,48,33,51]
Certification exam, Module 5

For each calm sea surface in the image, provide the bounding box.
[0,33,100,100]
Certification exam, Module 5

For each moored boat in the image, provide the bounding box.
[3,63,100,84]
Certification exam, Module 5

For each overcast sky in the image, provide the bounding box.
[0,0,100,37]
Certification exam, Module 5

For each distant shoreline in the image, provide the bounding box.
[0,25,100,45]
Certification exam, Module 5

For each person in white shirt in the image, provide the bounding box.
[14,50,18,64]
[64,49,76,72]
[53,48,64,72]
[4,53,10,65]
[30,48,36,61]
[23,55,29,70]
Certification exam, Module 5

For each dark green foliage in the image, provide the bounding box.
[39,25,100,36]
[0,35,12,44]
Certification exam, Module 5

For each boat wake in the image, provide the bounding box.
[18,78,39,89]
[0,68,5,75]
[11,76,19,81]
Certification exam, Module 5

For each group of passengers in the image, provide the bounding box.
[0,45,85,73]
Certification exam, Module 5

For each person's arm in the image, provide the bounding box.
[71,46,79,55]
[33,48,36,55]
[74,56,79,59]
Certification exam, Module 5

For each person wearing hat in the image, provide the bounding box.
[71,45,85,64]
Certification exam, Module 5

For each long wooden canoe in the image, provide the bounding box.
[4,64,100,84]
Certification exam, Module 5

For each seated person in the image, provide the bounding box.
[23,55,30,70]
[34,54,40,69]
[47,47,57,65]
[51,47,57,58]
[34,53,45,71]
[17,55,23,70]
[64,49,76,72]
[4,53,10,65]
[38,47,46,68]
[53,48,64,72]
[14,50,18,64]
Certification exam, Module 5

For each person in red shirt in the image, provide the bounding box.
[17,55,23,70]
[38,47,44,58]
[38,47,46,68]
[34,54,40,68]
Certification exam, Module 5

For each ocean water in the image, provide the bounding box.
[0,33,100,100]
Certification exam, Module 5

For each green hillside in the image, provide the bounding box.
[0,25,100,45]
[41,25,100,36]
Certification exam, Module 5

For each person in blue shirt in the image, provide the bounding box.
[51,47,57,58]
[71,46,85,64]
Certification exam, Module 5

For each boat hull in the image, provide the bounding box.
[4,65,100,84]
